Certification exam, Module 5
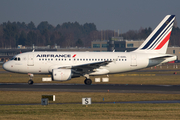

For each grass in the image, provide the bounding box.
[0,104,180,120]
[1,91,180,105]
[0,91,180,120]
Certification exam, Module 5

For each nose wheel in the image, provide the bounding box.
[28,73,34,85]
[28,80,34,85]
[84,79,92,85]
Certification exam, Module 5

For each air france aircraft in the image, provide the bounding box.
[3,15,177,85]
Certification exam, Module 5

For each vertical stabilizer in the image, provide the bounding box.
[134,15,175,54]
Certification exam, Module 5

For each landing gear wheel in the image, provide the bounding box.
[28,73,34,85]
[28,80,34,85]
[84,79,92,85]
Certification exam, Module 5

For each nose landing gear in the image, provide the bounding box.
[28,79,34,85]
[28,73,34,85]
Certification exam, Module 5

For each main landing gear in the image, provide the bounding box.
[84,74,92,85]
[28,73,34,85]
[84,78,92,85]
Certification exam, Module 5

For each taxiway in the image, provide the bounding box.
[0,83,180,94]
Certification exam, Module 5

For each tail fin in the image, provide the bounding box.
[134,15,175,54]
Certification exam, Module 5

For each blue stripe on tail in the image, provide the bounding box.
[141,15,175,50]
[148,20,174,50]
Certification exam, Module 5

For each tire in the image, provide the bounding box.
[85,79,92,85]
[28,80,34,85]
[84,79,87,84]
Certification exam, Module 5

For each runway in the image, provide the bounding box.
[1,83,180,94]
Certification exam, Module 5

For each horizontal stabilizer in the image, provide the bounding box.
[149,55,176,60]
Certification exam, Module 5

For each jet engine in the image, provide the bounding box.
[52,69,72,81]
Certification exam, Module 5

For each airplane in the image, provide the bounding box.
[3,15,177,85]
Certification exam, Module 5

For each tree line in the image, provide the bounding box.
[0,21,97,48]
[0,21,180,48]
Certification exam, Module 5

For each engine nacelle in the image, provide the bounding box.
[52,69,72,81]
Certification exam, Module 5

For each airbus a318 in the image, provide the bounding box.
[3,15,177,85]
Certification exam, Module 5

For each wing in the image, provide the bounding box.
[71,61,112,75]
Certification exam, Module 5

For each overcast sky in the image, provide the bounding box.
[0,0,180,33]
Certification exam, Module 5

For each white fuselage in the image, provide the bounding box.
[3,51,176,75]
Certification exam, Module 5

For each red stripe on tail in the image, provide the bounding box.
[155,32,171,50]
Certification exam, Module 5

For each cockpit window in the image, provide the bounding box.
[11,57,21,61]
[10,57,15,60]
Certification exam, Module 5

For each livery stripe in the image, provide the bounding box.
[148,20,174,50]
[151,26,172,50]
[155,31,171,50]
[141,15,175,49]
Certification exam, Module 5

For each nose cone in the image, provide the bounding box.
[3,62,11,71]
[3,62,7,70]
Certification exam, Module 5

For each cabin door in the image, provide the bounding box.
[131,54,137,66]
[27,54,34,66]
